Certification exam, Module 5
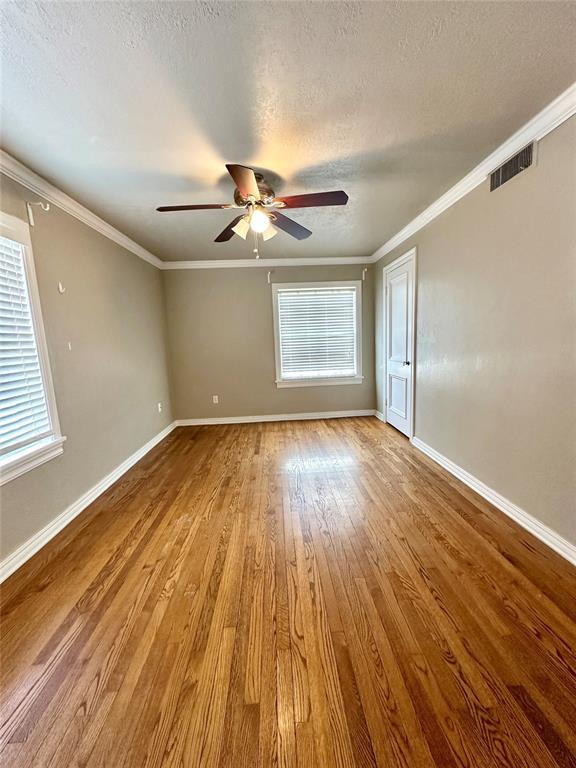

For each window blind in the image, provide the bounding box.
[0,235,51,457]
[276,285,358,380]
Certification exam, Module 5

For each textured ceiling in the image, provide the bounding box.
[1,1,575,262]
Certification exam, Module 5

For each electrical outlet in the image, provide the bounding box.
[157,402,163,413]
[212,395,219,404]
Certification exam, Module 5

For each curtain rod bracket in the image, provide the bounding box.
[26,201,50,226]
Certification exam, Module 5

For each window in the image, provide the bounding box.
[272,281,363,387]
[0,211,64,485]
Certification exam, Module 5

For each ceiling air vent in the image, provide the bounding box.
[490,143,534,191]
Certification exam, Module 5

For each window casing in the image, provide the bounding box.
[272,281,363,388]
[0,211,64,485]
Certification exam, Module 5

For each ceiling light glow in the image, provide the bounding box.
[250,208,270,233]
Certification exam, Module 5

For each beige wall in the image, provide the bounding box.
[2,115,573,564]
[375,116,576,544]
[163,265,375,419]
[0,174,173,560]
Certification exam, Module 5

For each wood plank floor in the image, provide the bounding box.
[1,418,576,768]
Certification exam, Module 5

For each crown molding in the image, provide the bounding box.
[0,150,163,269]
[0,152,369,271]
[4,81,574,272]
[160,256,370,269]
[369,81,576,263]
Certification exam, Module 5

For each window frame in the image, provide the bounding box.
[272,280,363,389]
[0,211,65,486]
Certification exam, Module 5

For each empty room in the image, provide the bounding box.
[1,2,575,766]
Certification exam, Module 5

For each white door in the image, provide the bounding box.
[385,253,415,437]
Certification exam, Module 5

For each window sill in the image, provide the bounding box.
[276,376,364,389]
[0,435,67,487]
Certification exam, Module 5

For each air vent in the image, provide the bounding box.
[490,143,534,191]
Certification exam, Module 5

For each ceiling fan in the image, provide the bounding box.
[156,164,348,249]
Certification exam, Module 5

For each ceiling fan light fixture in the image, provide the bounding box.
[249,207,270,233]
[262,224,278,241]
[232,216,250,240]
[157,164,348,245]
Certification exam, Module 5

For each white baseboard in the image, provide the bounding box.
[374,410,386,423]
[411,437,576,568]
[5,420,571,582]
[175,410,376,426]
[0,422,177,584]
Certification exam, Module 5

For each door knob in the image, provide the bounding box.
[403,361,411,366]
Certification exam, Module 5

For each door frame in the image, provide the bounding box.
[382,247,417,438]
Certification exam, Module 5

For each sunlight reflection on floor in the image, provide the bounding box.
[281,454,357,473]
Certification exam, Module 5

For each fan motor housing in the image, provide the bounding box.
[234,173,275,206]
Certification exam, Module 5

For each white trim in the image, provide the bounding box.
[369,82,576,262]
[275,376,364,388]
[0,150,163,269]
[272,280,363,388]
[411,437,576,568]
[0,211,66,480]
[161,257,369,269]
[0,422,177,584]
[175,410,376,426]
[383,248,416,438]
[1,209,32,242]
[3,84,574,272]
[0,436,66,486]
[382,248,416,272]
[16,215,63,435]
[0,152,366,271]
[374,410,386,423]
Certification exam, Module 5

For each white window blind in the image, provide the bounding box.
[0,234,52,457]
[273,282,362,386]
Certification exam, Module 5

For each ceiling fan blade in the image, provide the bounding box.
[272,212,312,240]
[275,191,348,208]
[225,164,261,200]
[157,204,231,212]
[214,215,244,242]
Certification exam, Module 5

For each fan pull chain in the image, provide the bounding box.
[253,230,259,259]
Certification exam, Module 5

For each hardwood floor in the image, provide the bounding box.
[1,418,575,767]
